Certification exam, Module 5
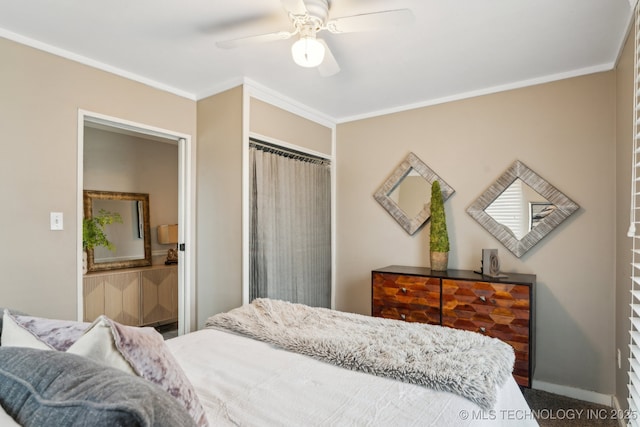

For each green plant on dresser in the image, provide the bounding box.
[429,180,449,271]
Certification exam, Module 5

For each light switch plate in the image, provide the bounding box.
[50,212,63,230]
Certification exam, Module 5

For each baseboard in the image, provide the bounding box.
[532,380,612,407]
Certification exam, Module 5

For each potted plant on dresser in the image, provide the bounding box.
[82,209,122,274]
[429,180,449,271]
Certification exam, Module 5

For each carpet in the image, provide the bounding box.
[522,388,622,427]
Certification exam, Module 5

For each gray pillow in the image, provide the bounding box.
[0,347,198,427]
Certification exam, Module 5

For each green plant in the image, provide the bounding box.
[83,209,123,251]
[429,180,449,253]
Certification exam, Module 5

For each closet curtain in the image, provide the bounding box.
[249,143,331,308]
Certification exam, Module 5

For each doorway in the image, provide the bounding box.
[77,110,194,335]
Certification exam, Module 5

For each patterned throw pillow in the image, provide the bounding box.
[105,318,208,427]
[1,310,208,427]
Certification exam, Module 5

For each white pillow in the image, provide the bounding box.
[0,402,21,427]
[67,317,135,374]
[1,312,50,350]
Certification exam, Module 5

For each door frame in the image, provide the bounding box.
[77,109,196,334]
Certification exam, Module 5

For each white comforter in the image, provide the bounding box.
[166,328,538,427]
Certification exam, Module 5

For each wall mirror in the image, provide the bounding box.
[466,160,579,258]
[374,152,455,235]
[84,190,152,272]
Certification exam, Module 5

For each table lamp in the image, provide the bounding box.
[157,224,178,265]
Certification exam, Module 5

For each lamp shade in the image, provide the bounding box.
[291,36,325,68]
[157,224,178,244]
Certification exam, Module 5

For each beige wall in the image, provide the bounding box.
[0,37,196,320]
[196,86,244,328]
[336,72,616,394]
[615,22,634,408]
[250,98,333,155]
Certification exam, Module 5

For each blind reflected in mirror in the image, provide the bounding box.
[483,178,555,240]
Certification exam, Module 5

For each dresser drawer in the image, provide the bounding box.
[372,272,441,324]
[441,279,531,386]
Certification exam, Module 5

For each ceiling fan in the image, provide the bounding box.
[215,0,414,76]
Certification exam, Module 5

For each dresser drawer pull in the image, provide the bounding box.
[479,296,486,302]
[401,287,407,293]
[479,327,486,333]
[400,314,406,320]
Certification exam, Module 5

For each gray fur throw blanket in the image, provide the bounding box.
[205,298,515,409]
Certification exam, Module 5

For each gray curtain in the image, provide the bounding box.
[249,143,331,308]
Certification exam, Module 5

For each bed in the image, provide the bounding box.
[169,298,537,426]
[168,327,535,426]
[0,300,538,426]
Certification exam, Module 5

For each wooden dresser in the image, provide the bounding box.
[83,264,178,327]
[372,265,535,388]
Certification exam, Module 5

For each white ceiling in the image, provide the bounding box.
[0,0,633,122]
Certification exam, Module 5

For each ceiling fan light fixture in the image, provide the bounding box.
[291,35,325,68]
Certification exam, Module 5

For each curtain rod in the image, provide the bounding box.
[249,139,330,165]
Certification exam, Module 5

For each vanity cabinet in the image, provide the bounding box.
[372,265,535,387]
[141,265,178,326]
[83,264,178,327]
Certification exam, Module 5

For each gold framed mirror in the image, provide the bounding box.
[374,152,455,235]
[84,190,152,272]
[466,160,579,258]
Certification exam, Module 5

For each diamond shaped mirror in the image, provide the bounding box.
[374,152,454,235]
[466,160,579,257]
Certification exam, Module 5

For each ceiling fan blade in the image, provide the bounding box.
[216,31,294,49]
[326,9,414,34]
[281,0,308,16]
[317,39,340,77]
